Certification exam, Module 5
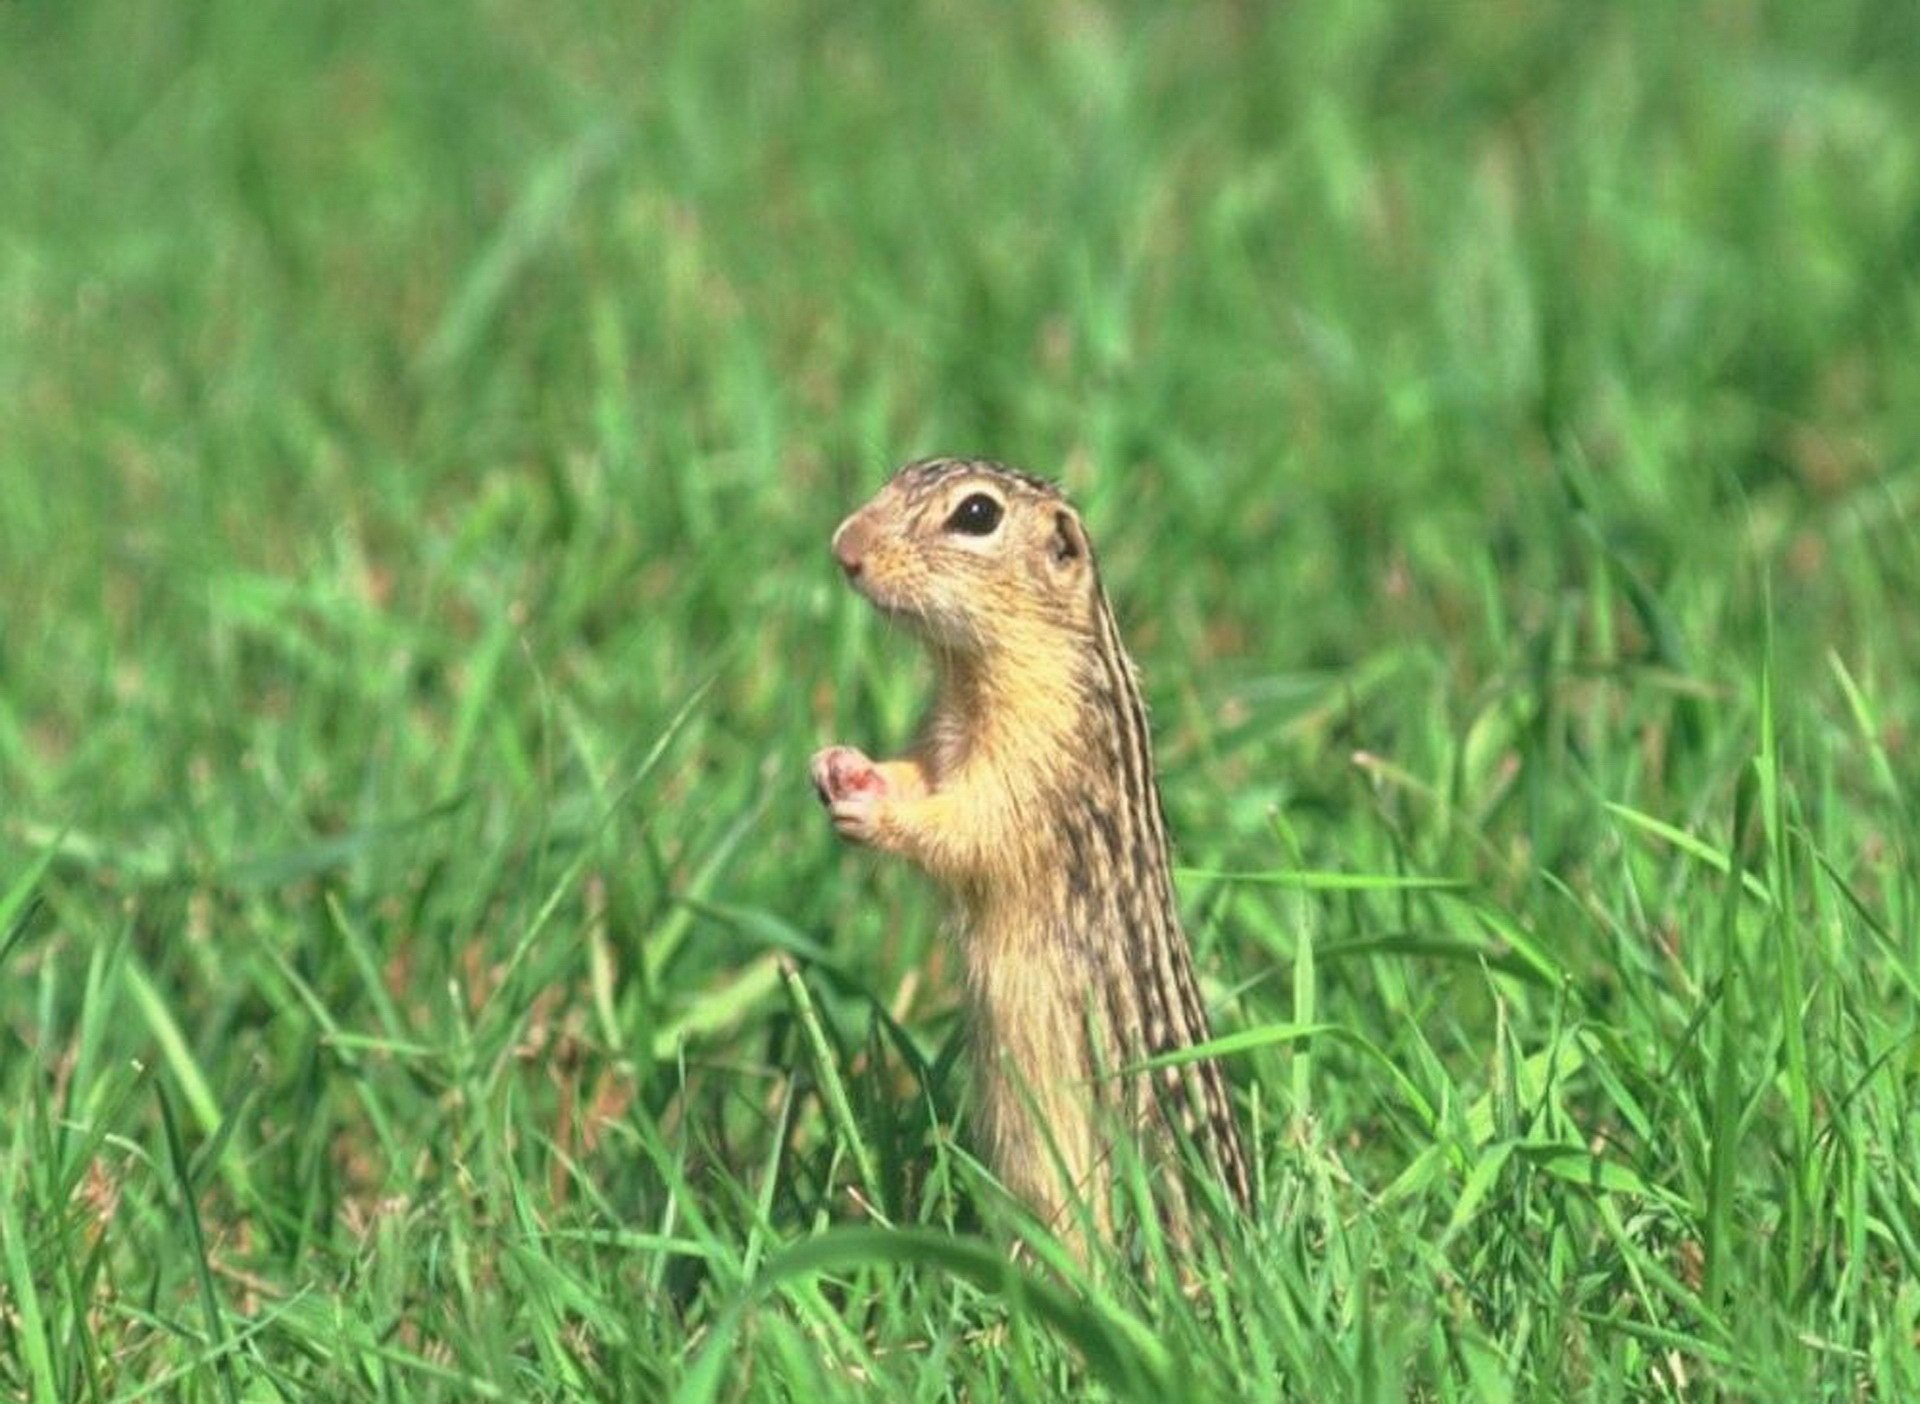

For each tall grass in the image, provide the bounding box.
[3,1,1918,1397]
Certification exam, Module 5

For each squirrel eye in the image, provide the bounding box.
[945,493,1004,536]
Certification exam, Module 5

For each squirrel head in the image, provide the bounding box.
[831,458,1099,657]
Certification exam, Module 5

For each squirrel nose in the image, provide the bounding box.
[831,518,866,577]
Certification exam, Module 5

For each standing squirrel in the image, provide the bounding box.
[811,458,1252,1242]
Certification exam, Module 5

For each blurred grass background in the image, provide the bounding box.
[3,1,1919,1397]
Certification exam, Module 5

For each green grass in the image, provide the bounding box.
[4,1,1919,1397]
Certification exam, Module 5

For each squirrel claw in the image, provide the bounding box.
[811,745,887,804]
[812,746,889,845]
[828,794,885,845]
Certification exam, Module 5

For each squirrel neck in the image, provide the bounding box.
[932,623,1091,770]
[931,588,1181,912]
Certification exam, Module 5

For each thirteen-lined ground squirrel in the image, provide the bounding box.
[810,457,1252,1243]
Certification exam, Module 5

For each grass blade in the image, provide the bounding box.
[781,961,888,1221]
[155,1081,240,1404]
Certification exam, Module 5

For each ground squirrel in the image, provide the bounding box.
[811,457,1252,1242]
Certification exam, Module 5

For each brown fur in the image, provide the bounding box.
[812,458,1251,1244]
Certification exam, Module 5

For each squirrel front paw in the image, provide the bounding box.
[810,745,889,845]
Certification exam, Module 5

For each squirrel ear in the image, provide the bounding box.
[1051,509,1087,565]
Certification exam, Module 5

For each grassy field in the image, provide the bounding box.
[4,1,1919,1397]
